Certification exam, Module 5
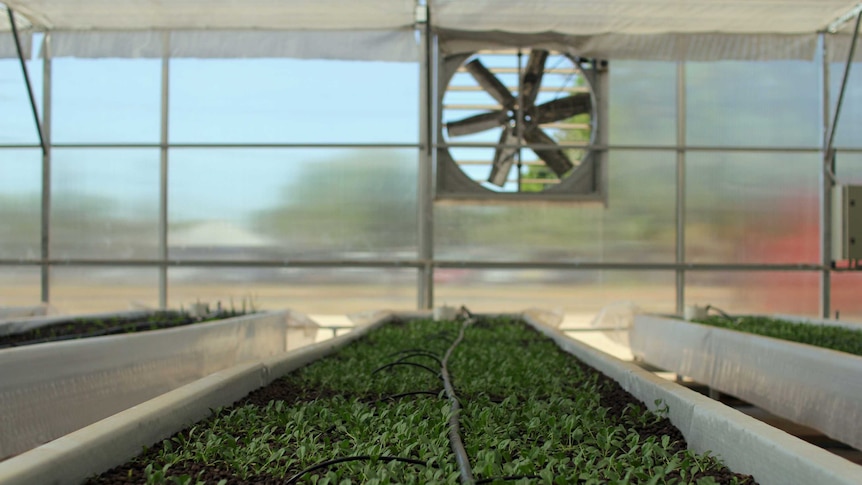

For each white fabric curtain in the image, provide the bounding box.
[0,31,31,58]
[1,5,33,58]
[2,0,417,30]
[45,29,419,61]
[4,0,862,61]
[430,0,858,61]
[430,0,855,35]
[437,30,820,62]
[827,33,862,62]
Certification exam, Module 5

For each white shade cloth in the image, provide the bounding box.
[2,2,862,66]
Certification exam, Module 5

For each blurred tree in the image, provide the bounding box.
[253,150,418,252]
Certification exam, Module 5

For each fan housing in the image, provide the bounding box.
[436,48,608,202]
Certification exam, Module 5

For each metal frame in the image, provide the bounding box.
[159,32,170,309]
[5,142,862,153]
[417,5,434,309]
[2,23,861,314]
[820,34,833,318]
[0,258,829,272]
[675,61,686,316]
[40,33,52,303]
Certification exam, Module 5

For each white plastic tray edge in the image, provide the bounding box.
[523,310,862,485]
[0,311,394,485]
[631,314,862,451]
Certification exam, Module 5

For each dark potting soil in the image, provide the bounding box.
[88,322,757,485]
[0,311,248,349]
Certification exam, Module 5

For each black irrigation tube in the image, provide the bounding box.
[284,455,430,484]
[704,304,738,323]
[475,475,543,484]
[372,390,442,403]
[371,361,441,377]
[442,317,476,485]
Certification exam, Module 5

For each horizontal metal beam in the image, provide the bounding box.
[0,258,832,272]
[457,67,576,75]
[0,258,423,269]
[440,143,833,153]
[0,142,423,150]
[444,106,593,118]
[433,261,827,271]
[6,143,862,154]
[447,85,587,93]
[444,103,504,110]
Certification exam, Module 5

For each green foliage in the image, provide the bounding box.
[451,318,743,484]
[251,151,417,249]
[125,318,747,484]
[151,398,454,483]
[0,306,256,348]
[694,316,862,357]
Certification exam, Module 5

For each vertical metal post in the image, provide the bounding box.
[516,49,523,191]
[417,6,434,309]
[159,32,170,309]
[41,34,52,303]
[820,34,832,318]
[596,61,610,207]
[675,61,686,316]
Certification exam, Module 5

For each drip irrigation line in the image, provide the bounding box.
[373,390,442,403]
[704,305,737,323]
[284,455,429,484]
[394,351,444,367]
[475,475,543,484]
[442,317,475,484]
[459,306,476,319]
[371,361,442,377]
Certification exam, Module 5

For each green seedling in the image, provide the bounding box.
[89,318,753,485]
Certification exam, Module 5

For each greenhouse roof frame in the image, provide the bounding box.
[2,1,862,61]
[0,1,857,34]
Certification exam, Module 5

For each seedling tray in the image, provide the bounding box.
[0,310,317,460]
[1,311,859,485]
[631,314,862,451]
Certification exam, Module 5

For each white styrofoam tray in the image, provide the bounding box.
[630,313,862,452]
[0,309,318,460]
[1,310,859,485]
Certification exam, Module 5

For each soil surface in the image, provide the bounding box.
[88,322,757,485]
[0,311,247,348]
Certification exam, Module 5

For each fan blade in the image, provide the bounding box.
[524,128,574,177]
[488,125,518,187]
[535,93,591,124]
[446,110,508,137]
[465,58,516,109]
[521,49,549,109]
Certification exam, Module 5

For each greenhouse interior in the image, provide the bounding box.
[2,1,862,484]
